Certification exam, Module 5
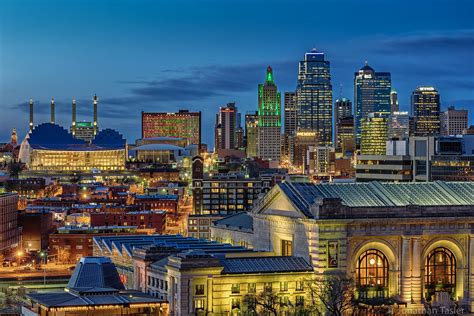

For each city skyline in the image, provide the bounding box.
[1,0,473,147]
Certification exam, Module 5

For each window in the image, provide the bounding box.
[356,249,389,299]
[295,295,304,306]
[280,281,288,292]
[425,247,456,301]
[231,298,240,309]
[281,240,292,256]
[264,283,272,292]
[248,283,256,293]
[194,299,205,310]
[231,283,240,294]
[296,280,304,291]
[280,296,290,306]
[195,284,205,295]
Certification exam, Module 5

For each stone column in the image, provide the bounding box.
[401,237,412,302]
[469,235,474,311]
[411,237,422,303]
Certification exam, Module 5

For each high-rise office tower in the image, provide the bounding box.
[257,66,281,162]
[441,106,468,136]
[411,87,441,137]
[29,99,34,131]
[334,98,353,152]
[360,112,390,155]
[389,111,410,140]
[50,98,55,124]
[296,49,333,146]
[336,117,355,156]
[215,103,238,153]
[142,110,201,146]
[283,92,297,158]
[245,111,258,158]
[354,62,391,147]
[390,89,399,114]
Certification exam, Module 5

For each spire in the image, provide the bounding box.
[29,99,34,132]
[93,94,98,135]
[72,99,77,136]
[50,98,55,124]
[266,65,273,83]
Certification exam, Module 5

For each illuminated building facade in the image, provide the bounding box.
[245,111,258,158]
[0,193,20,252]
[137,251,314,315]
[334,98,353,153]
[336,117,355,156]
[215,103,238,153]
[257,66,281,161]
[19,123,126,172]
[292,131,318,168]
[411,86,441,136]
[389,111,410,140]
[73,121,95,142]
[142,110,201,146]
[25,256,168,315]
[360,112,389,155]
[441,106,468,136]
[283,92,297,158]
[354,62,391,146]
[212,181,474,313]
[390,89,399,113]
[296,49,333,146]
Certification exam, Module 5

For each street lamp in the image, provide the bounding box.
[40,251,47,285]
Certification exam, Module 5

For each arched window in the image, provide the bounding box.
[425,247,456,301]
[356,249,389,299]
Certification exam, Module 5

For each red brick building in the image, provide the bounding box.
[49,226,147,263]
[90,210,166,233]
[133,194,178,215]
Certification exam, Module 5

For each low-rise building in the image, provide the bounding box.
[90,210,167,233]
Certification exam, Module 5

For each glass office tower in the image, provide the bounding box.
[354,62,391,147]
[296,49,333,146]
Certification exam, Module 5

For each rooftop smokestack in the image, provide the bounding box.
[93,94,98,135]
[72,99,76,135]
[50,98,55,124]
[29,99,34,131]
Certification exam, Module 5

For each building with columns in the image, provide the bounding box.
[211,181,474,313]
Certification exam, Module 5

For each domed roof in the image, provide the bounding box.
[92,128,126,149]
[360,61,374,72]
[28,123,85,150]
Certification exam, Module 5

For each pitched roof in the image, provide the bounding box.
[213,212,253,232]
[277,181,474,216]
[221,256,312,274]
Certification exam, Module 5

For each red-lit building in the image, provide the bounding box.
[19,210,56,252]
[141,110,201,146]
[90,210,166,233]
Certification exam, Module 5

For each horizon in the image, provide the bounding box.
[1,0,473,146]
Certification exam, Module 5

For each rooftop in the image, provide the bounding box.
[221,256,313,274]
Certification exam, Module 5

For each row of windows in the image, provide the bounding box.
[194,281,304,296]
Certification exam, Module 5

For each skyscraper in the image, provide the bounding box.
[411,87,441,137]
[215,103,238,153]
[296,49,333,146]
[334,98,352,152]
[441,106,468,136]
[389,111,410,140]
[390,89,399,114]
[257,66,281,162]
[283,92,297,158]
[360,112,390,155]
[354,62,391,147]
[245,111,258,158]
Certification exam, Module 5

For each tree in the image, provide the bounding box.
[305,272,357,316]
[57,248,71,263]
[243,287,285,316]
[7,161,23,178]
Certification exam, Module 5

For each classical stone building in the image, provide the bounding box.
[211,181,474,312]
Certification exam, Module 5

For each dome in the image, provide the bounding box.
[360,61,374,72]
[28,123,85,150]
[92,128,126,149]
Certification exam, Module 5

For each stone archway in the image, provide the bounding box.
[421,238,465,303]
[351,240,399,298]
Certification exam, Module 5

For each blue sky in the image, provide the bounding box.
[1,0,473,146]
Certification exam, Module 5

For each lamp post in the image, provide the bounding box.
[40,251,47,285]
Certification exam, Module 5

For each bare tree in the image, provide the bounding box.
[305,272,357,316]
[57,248,71,263]
[243,287,284,316]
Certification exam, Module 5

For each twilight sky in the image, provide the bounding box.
[1,0,473,146]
